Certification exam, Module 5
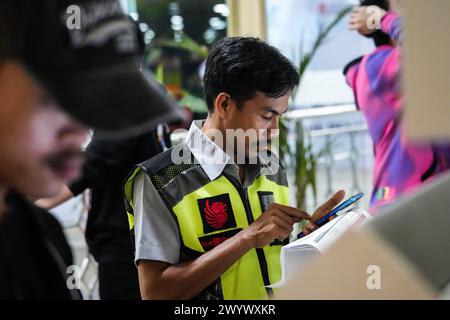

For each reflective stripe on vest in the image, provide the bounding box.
[124,166,142,232]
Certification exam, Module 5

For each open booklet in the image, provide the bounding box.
[269,207,372,288]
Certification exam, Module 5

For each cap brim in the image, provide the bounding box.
[50,67,183,137]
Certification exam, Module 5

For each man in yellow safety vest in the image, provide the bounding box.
[124,37,345,300]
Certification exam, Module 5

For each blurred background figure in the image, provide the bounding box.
[36,128,170,300]
[343,0,450,212]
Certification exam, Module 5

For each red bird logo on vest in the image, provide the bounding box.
[204,200,228,229]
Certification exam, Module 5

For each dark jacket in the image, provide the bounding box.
[0,191,81,300]
[69,130,165,263]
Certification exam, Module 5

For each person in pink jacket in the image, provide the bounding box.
[344,0,450,212]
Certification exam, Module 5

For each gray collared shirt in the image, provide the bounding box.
[133,120,279,265]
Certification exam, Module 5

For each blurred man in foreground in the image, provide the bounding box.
[0,0,179,299]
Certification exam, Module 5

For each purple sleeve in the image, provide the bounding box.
[380,11,403,43]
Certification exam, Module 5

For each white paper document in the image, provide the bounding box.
[269,207,371,288]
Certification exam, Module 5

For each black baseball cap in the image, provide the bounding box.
[0,0,182,136]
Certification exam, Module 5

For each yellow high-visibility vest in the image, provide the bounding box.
[124,146,289,300]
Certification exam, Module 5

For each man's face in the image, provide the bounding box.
[0,62,88,198]
[223,91,290,162]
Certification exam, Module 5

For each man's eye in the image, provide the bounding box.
[261,115,272,121]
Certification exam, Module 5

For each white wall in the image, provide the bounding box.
[266,0,375,107]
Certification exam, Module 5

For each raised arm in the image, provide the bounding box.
[380,11,403,44]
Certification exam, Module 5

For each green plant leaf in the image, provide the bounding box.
[155,63,164,83]
[155,33,209,58]
[283,5,352,210]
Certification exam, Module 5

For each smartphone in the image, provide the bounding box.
[297,192,365,239]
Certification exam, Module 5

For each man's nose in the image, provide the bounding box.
[269,119,280,138]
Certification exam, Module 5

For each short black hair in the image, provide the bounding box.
[360,0,390,11]
[360,0,392,47]
[203,37,299,112]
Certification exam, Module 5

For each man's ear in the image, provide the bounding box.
[214,93,231,119]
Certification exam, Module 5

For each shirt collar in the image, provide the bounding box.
[184,120,281,181]
[185,120,231,181]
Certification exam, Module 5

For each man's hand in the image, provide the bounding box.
[139,202,311,299]
[241,203,311,248]
[349,6,387,36]
[302,190,346,236]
